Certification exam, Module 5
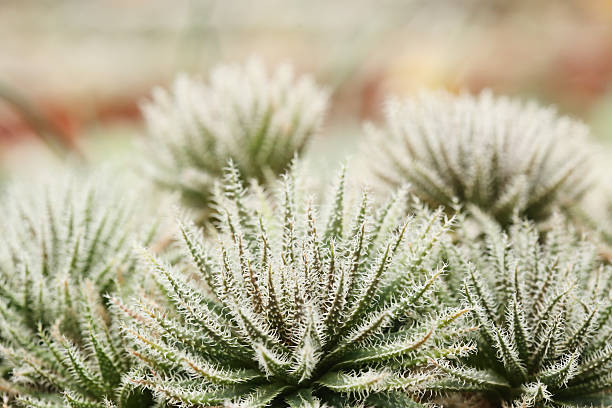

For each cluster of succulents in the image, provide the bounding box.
[2,60,612,408]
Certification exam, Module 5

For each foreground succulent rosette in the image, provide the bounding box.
[436,217,612,407]
[117,163,473,407]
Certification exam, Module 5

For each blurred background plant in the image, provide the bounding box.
[140,59,328,223]
[364,90,592,227]
[2,0,612,179]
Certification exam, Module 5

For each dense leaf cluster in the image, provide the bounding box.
[142,59,328,221]
[0,177,161,407]
[116,165,472,407]
[365,90,591,226]
[1,61,611,408]
[438,218,612,407]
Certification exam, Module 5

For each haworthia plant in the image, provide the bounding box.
[1,60,611,408]
[365,90,591,227]
[117,163,474,407]
[436,217,612,407]
[141,59,329,222]
[0,175,165,407]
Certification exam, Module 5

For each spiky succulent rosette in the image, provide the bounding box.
[365,90,591,227]
[436,217,612,407]
[117,163,473,407]
[0,175,164,407]
[141,59,329,221]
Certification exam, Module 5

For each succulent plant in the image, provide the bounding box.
[116,163,473,407]
[437,217,612,407]
[141,59,329,221]
[0,175,163,407]
[4,55,612,408]
[365,90,591,227]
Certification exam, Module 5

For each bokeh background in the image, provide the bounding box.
[2,0,612,176]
